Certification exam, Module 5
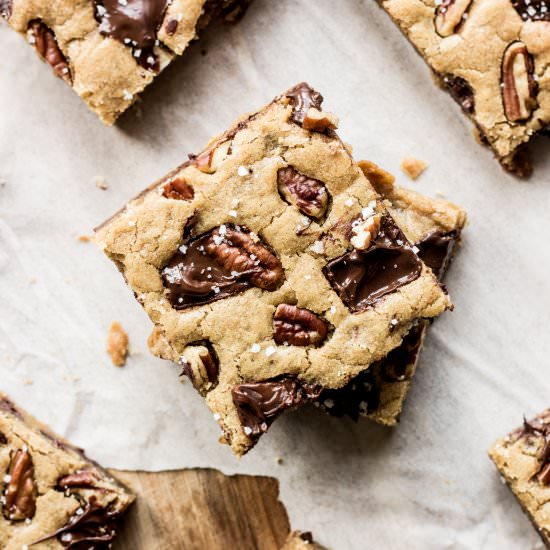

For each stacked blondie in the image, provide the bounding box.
[96,83,466,455]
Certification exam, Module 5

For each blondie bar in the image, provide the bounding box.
[1,0,251,123]
[379,0,550,175]
[0,393,134,549]
[96,83,451,455]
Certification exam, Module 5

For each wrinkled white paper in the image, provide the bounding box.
[1,1,549,548]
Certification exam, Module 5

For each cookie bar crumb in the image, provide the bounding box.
[76,234,92,242]
[106,321,129,367]
[400,156,428,180]
[94,176,109,190]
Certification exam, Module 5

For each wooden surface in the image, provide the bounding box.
[112,468,291,550]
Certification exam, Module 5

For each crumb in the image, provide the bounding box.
[358,160,395,193]
[94,176,108,190]
[435,190,446,198]
[76,235,92,243]
[400,156,428,180]
[73,376,81,382]
[106,321,129,367]
[276,457,283,465]
[0,177,6,188]
[23,379,33,386]
[28,277,37,285]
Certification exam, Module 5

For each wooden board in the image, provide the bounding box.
[112,468,292,550]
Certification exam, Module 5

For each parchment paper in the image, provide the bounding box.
[1,1,549,548]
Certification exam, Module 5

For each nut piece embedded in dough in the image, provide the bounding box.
[273,304,329,346]
[302,108,339,132]
[3,448,37,521]
[435,0,472,37]
[106,321,129,367]
[350,214,382,250]
[277,166,329,220]
[162,177,195,200]
[501,41,538,123]
[27,21,71,82]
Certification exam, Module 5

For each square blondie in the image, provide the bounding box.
[96,83,451,455]
[1,0,251,123]
[0,393,134,549]
[379,0,550,175]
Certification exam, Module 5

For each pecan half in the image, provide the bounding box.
[28,21,71,82]
[273,304,328,346]
[57,470,100,490]
[286,83,324,126]
[501,41,538,123]
[180,343,219,392]
[0,0,12,20]
[3,449,37,521]
[350,214,382,250]
[277,166,329,220]
[205,228,283,290]
[435,0,472,37]
[162,177,194,200]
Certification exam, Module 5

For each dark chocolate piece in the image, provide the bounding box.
[94,0,169,72]
[323,216,422,313]
[162,225,283,309]
[512,0,550,21]
[0,432,6,445]
[320,228,460,420]
[416,230,458,279]
[0,0,11,19]
[31,495,121,549]
[165,18,178,35]
[286,82,324,126]
[521,416,550,484]
[442,74,475,115]
[232,378,321,438]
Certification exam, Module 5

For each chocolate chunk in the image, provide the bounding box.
[232,378,321,438]
[521,416,550,484]
[165,18,178,35]
[379,322,425,382]
[0,397,22,419]
[416,230,459,280]
[273,304,329,346]
[94,0,169,72]
[162,177,194,200]
[0,0,12,19]
[277,166,329,220]
[162,225,283,309]
[28,21,71,81]
[286,82,324,126]
[3,449,37,521]
[0,432,6,445]
[31,495,122,548]
[323,216,422,313]
[512,0,550,21]
[319,369,379,421]
[442,75,475,115]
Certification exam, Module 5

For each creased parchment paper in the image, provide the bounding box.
[1,1,549,548]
